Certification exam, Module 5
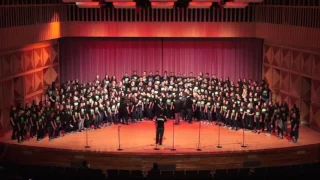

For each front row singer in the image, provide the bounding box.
[155,111,167,146]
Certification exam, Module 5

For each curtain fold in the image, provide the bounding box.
[60,38,262,83]
[60,38,163,83]
[162,38,263,81]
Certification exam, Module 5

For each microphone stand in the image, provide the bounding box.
[85,126,90,148]
[217,116,222,148]
[196,121,202,151]
[171,120,176,151]
[117,126,123,151]
[154,142,160,150]
[241,116,247,148]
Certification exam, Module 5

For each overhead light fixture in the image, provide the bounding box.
[63,0,93,2]
[76,2,102,8]
[151,2,175,9]
[233,0,263,3]
[223,2,248,8]
[112,2,136,8]
[189,2,213,9]
[192,0,219,2]
[149,0,177,1]
[105,0,133,2]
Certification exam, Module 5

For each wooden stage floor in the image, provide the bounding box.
[1,120,320,170]
[1,120,320,154]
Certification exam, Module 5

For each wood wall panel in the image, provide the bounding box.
[43,65,59,87]
[2,80,14,107]
[280,93,289,104]
[263,43,320,130]
[263,44,273,65]
[13,76,24,100]
[272,68,280,90]
[1,143,319,171]
[256,23,320,50]
[300,100,311,123]
[313,55,320,78]
[61,22,256,38]
[0,41,60,136]
[263,65,272,86]
[310,104,320,132]
[280,71,289,93]
[0,22,256,50]
[0,4,318,52]
[42,47,51,67]
[281,48,292,69]
[301,77,312,100]
[0,23,61,50]
[12,52,24,75]
[0,57,2,80]
[0,110,2,135]
[0,108,10,136]
[1,55,13,78]
[24,73,35,96]
[290,73,301,98]
[301,53,314,76]
[24,50,33,71]
[33,48,43,68]
[55,66,60,85]
[34,71,43,92]
[291,51,302,73]
[272,47,281,67]
[311,80,320,104]
[51,44,59,64]
[0,83,2,108]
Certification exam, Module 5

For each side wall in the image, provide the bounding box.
[0,41,60,136]
[262,43,320,131]
[255,5,320,132]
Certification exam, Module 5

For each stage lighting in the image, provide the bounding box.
[223,2,248,8]
[112,1,136,8]
[76,2,102,8]
[149,0,177,1]
[234,0,263,3]
[63,0,93,2]
[189,2,213,9]
[151,2,175,9]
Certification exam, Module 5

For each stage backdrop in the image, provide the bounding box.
[60,38,263,84]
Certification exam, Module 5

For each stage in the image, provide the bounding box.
[0,120,320,170]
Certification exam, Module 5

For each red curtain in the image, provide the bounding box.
[60,38,262,83]
[162,38,263,81]
[60,38,163,83]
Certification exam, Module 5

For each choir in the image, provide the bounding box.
[9,71,301,144]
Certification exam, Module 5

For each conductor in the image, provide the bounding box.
[155,111,167,146]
